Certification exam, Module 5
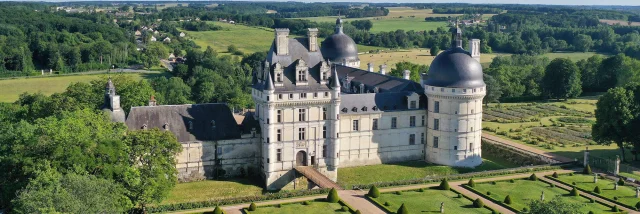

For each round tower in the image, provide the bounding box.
[424,24,485,167]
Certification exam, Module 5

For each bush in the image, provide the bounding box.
[590,198,595,203]
[572,182,577,186]
[276,204,282,208]
[355,210,361,214]
[468,179,476,187]
[341,206,349,212]
[509,179,515,183]
[584,164,592,174]
[213,206,224,214]
[570,187,579,196]
[491,181,497,185]
[327,188,340,203]
[440,179,450,190]
[384,201,392,206]
[614,196,618,201]
[522,207,528,212]
[636,201,640,210]
[417,188,424,192]
[249,203,257,211]
[550,183,555,188]
[618,179,625,186]
[302,201,311,205]
[504,195,512,204]
[473,198,485,208]
[530,174,538,181]
[569,172,574,176]
[397,203,409,214]
[588,211,595,214]
[458,193,462,198]
[612,205,620,212]
[594,186,601,194]
[552,172,559,178]
[487,191,492,196]
[368,186,380,198]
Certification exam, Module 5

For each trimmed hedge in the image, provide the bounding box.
[327,188,340,203]
[594,186,601,194]
[545,175,637,211]
[473,198,485,208]
[552,172,559,178]
[468,179,476,187]
[368,186,380,198]
[529,173,538,181]
[584,164,592,174]
[350,165,566,190]
[249,202,257,211]
[504,195,512,204]
[440,179,450,190]
[397,203,409,214]
[146,188,331,213]
[570,187,579,196]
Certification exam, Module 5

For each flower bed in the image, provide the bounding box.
[367,187,494,214]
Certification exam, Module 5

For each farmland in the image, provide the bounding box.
[358,49,506,70]
[599,19,640,26]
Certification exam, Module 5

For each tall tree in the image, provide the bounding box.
[593,87,636,162]
[542,58,581,100]
[573,34,594,52]
[576,55,603,92]
[483,73,502,106]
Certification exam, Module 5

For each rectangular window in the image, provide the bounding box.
[372,119,378,130]
[300,93,307,99]
[324,92,329,97]
[323,71,328,80]
[454,146,458,150]
[277,110,282,123]
[278,94,283,100]
[289,94,293,99]
[322,145,327,158]
[276,73,282,82]
[433,136,439,148]
[322,126,327,138]
[277,129,282,141]
[323,107,327,120]
[410,116,416,127]
[421,115,425,126]
[434,101,440,113]
[314,92,318,98]
[421,133,425,144]
[217,146,222,155]
[298,70,306,81]
[299,109,306,121]
[277,149,282,162]
[470,143,474,152]
[409,134,415,145]
[299,128,306,140]
[434,119,440,130]
[353,120,359,131]
[391,117,397,129]
[410,101,417,109]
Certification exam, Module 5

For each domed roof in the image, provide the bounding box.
[321,18,358,62]
[425,47,485,88]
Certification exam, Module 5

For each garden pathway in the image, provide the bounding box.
[482,133,574,162]
[339,190,386,214]
[538,176,638,213]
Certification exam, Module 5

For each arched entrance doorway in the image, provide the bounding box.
[296,151,307,166]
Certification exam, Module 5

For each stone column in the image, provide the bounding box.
[614,183,618,190]
[541,191,544,201]
[615,155,620,176]
[440,202,444,213]
[594,173,598,183]
[584,147,589,167]
[636,187,639,198]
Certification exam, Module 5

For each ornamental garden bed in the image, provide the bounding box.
[368,187,494,214]
[466,177,616,213]
[553,173,640,209]
[244,199,353,214]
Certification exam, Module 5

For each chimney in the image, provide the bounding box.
[275,28,289,55]
[403,70,411,80]
[379,64,387,75]
[149,95,157,106]
[469,39,481,62]
[308,28,318,52]
[367,62,374,72]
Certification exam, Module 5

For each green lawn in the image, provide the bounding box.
[471,179,616,213]
[337,154,518,187]
[556,174,640,208]
[374,188,492,214]
[0,72,157,103]
[249,200,346,214]
[162,178,264,205]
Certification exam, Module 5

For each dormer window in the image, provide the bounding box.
[188,121,193,130]
[342,108,348,113]
[362,107,367,112]
[352,107,357,112]
[276,72,282,82]
[372,106,378,111]
[298,70,306,81]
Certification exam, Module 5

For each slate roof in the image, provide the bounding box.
[339,92,426,115]
[425,47,485,88]
[125,103,243,142]
[335,64,424,93]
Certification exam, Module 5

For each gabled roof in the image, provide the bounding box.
[125,103,242,142]
[335,65,423,93]
[339,92,426,115]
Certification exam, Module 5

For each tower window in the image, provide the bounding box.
[323,107,327,120]
[277,110,282,123]
[434,101,440,113]
[410,101,417,109]
[433,137,439,148]
[409,134,415,145]
[433,119,440,130]
[454,146,458,150]
[323,145,327,158]
[372,119,379,130]
[298,109,306,121]
[298,70,306,81]
[277,149,282,162]
[314,92,318,98]
[391,117,397,129]
[300,93,307,99]
[277,129,282,141]
[276,73,282,82]
[353,120,359,131]
[323,126,327,138]
[299,128,306,140]
[421,115,425,126]
[421,133,425,144]
[278,94,283,100]
[289,94,293,99]
[324,92,329,97]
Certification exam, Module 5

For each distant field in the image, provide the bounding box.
[542,52,610,62]
[358,49,507,70]
[599,19,640,26]
[0,72,156,103]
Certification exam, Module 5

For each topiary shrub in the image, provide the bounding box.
[458,193,462,198]
[491,181,497,185]
[468,179,476,187]
[276,204,282,208]
[355,210,361,214]
[384,201,392,207]
[530,173,538,181]
[302,201,311,205]
[487,191,492,196]
[550,183,555,188]
[213,206,224,214]
[440,179,450,190]
[368,186,380,198]
[509,179,515,183]
[522,207,528,212]
[572,182,577,186]
[589,198,595,203]
[636,201,640,210]
[397,203,409,214]
[417,188,424,192]
[569,172,574,176]
[570,187,579,196]
[612,205,620,212]
[594,186,601,194]
[504,195,513,204]
[395,191,403,195]
[327,188,340,203]
[249,202,257,211]
[614,196,619,201]
[341,206,349,212]
[618,179,625,186]
[588,211,595,214]
[584,164,592,174]
[473,198,485,208]
[552,172,559,178]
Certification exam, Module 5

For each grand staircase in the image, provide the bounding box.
[294,166,343,190]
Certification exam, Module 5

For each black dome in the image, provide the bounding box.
[321,32,358,62]
[425,47,485,88]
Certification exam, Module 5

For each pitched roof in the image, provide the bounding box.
[335,65,423,93]
[125,103,242,142]
[339,92,426,115]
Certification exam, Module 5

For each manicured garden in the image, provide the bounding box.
[337,153,519,187]
[370,187,493,214]
[468,177,615,213]
[554,173,640,209]
[246,200,348,214]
